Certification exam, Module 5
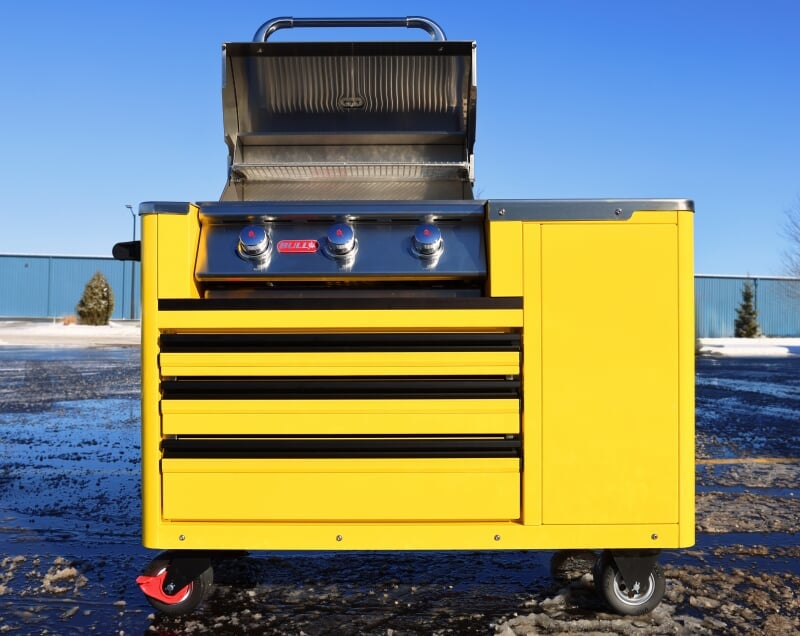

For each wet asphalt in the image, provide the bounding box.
[0,349,798,634]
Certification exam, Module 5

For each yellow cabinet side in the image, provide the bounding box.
[521,223,543,525]
[677,210,696,546]
[140,214,162,547]
[487,220,524,297]
[156,205,201,300]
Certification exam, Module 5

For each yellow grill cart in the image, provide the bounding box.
[114,16,694,617]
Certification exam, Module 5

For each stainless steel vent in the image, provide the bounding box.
[251,55,462,118]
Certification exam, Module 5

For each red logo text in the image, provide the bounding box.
[276,239,319,254]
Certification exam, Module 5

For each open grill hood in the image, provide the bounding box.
[221,39,477,201]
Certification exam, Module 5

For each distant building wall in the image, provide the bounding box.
[0,254,140,320]
[695,275,800,338]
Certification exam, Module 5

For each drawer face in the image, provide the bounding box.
[161,458,520,522]
[161,399,520,436]
[159,350,520,377]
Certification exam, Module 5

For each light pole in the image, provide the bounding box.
[125,204,136,320]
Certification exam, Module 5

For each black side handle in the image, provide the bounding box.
[113,240,141,262]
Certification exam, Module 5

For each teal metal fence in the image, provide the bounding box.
[0,254,140,320]
[695,275,800,338]
[2,255,799,336]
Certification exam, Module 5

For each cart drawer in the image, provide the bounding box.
[161,398,520,435]
[161,458,520,521]
[159,350,519,377]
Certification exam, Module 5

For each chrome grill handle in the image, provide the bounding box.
[253,16,447,42]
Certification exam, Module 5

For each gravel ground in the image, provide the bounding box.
[0,350,799,634]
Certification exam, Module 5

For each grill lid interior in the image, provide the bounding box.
[221,41,477,200]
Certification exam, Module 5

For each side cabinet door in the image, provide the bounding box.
[540,221,680,525]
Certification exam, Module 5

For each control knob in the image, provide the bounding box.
[237,225,270,261]
[413,223,443,257]
[326,222,356,256]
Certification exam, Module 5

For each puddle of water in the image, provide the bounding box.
[695,376,800,400]
[695,531,800,548]
[696,485,799,497]
[0,346,138,362]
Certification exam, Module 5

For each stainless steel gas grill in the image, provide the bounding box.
[120,16,695,619]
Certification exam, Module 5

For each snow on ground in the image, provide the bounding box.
[0,321,797,356]
[0,320,140,346]
[699,337,800,357]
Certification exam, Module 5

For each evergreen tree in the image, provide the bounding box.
[734,280,760,338]
[76,271,115,325]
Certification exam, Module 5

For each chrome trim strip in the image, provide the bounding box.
[196,200,486,221]
[138,201,192,216]
[487,199,694,221]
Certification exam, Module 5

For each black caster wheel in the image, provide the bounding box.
[136,554,214,616]
[595,554,665,615]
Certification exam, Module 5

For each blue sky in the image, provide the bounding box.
[1,0,798,275]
